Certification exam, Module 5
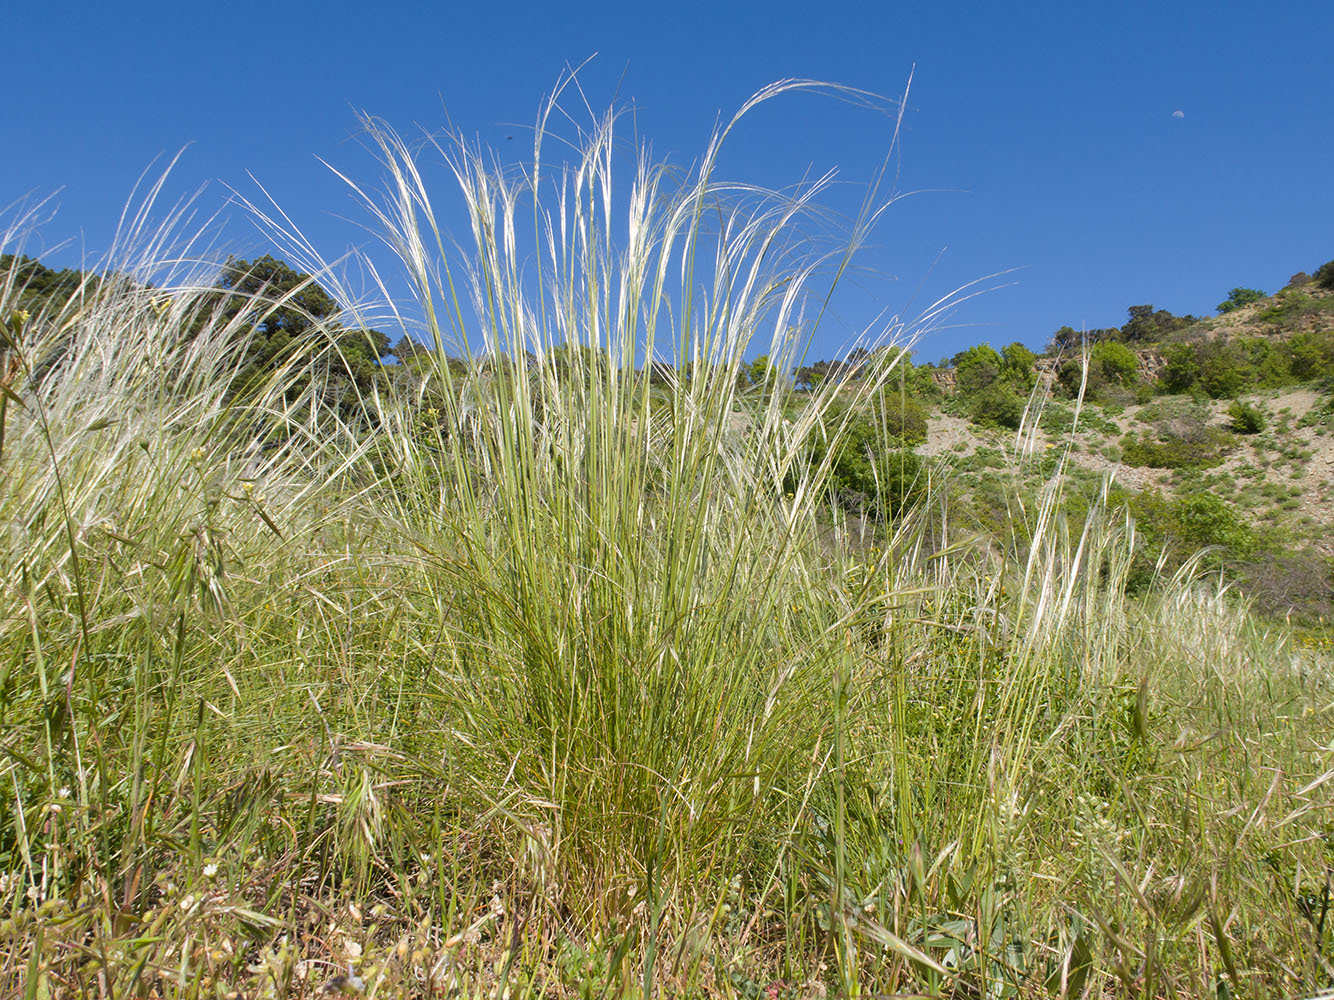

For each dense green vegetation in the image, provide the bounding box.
[1,91,1332,999]
[1216,287,1267,313]
[782,263,1334,623]
[206,254,393,413]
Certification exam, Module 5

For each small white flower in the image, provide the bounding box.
[57,787,71,799]
[202,863,218,879]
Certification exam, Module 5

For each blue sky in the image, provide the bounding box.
[5,1,1331,362]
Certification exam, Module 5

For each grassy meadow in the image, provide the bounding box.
[2,88,1332,998]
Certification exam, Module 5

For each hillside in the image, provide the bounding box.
[841,269,1334,623]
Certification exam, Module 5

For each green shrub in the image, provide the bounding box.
[1081,409,1122,435]
[1226,400,1266,434]
[1315,258,1334,290]
[873,447,927,517]
[1121,304,1195,343]
[1057,340,1142,400]
[818,420,926,517]
[1127,490,1258,576]
[1132,380,1157,403]
[1160,342,1199,393]
[1056,357,1087,398]
[1091,340,1139,384]
[1217,287,1266,313]
[1172,493,1256,555]
[1239,337,1292,387]
[1287,331,1334,380]
[884,357,943,400]
[951,343,1003,394]
[1159,329,1334,395]
[797,411,927,518]
[1038,403,1075,435]
[969,382,1025,429]
[1258,290,1312,327]
[1196,341,1254,398]
[1000,341,1037,388]
[877,390,929,445]
[1121,426,1234,469]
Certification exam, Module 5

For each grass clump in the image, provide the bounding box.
[1,84,1332,999]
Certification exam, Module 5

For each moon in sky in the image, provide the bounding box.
[1171,110,1185,119]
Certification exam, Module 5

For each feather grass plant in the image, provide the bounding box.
[311,80,937,913]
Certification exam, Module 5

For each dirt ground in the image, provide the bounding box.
[923,387,1334,554]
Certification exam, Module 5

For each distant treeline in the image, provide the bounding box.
[2,252,393,419]
[7,250,1333,417]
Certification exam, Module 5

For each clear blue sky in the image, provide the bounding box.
[5,1,1331,362]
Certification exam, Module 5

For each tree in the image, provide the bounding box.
[969,383,1024,429]
[1196,340,1252,398]
[1000,342,1037,388]
[207,255,390,414]
[819,417,924,518]
[882,357,940,400]
[1121,305,1193,343]
[1286,331,1334,380]
[215,254,340,337]
[794,359,829,391]
[877,391,929,445]
[1216,287,1266,314]
[1091,340,1139,384]
[1315,259,1334,291]
[1160,343,1199,393]
[740,353,783,397]
[1048,325,1119,351]
[0,254,93,312]
[951,344,1003,395]
[392,335,427,362]
[1049,325,1081,352]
